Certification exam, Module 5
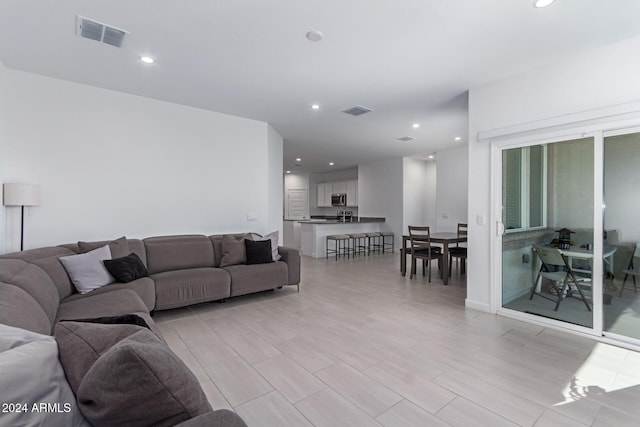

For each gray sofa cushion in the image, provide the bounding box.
[57,288,149,322]
[62,276,156,311]
[152,268,231,310]
[144,235,215,274]
[54,321,149,393]
[0,246,76,299]
[0,324,91,427]
[0,282,52,335]
[278,246,301,286]
[224,261,288,297]
[77,235,130,258]
[73,327,211,427]
[0,259,60,325]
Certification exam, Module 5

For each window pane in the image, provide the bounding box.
[503,148,522,229]
[529,145,544,227]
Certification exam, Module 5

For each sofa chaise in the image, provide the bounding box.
[0,232,301,426]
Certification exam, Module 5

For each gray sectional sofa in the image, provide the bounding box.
[0,232,301,427]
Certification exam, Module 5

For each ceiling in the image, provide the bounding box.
[2,1,640,173]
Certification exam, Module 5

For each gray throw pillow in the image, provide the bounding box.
[78,236,130,259]
[54,321,148,393]
[77,329,211,427]
[0,324,91,427]
[219,235,246,267]
[59,245,115,294]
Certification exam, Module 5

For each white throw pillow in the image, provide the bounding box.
[260,231,281,261]
[0,324,91,427]
[59,245,115,294]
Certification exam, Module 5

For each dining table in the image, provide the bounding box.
[400,232,467,285]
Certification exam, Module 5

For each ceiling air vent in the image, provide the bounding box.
[397,136,416,142]
[342,105,372,116]
[76,15,128,48]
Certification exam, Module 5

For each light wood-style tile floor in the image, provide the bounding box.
[154,254,640,426]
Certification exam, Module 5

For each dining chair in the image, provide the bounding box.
[530,245,592,311]
[407,226,442,282]
[619,243,640,297]
[448,223,468,277]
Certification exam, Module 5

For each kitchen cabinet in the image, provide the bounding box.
[317,180,358,207]
[316,182,333,207]
[346,180,357,206]
[332,181,347,194]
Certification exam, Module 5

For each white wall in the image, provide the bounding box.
[267,125,284,243]
[358,158,403,246]
[423,160,437,227]
[2,69,282,251]
[402,158,429,232]
[435,146,468,232]
[468,35,640,312]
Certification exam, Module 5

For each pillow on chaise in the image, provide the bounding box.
[244,239,274,265]
[103,253,148,283]
[55,321,211,427]
[59,245,114,294]
[0,324,91,427]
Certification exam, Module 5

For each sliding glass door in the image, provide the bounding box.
[603,130,640,340]
[501,137,595,329]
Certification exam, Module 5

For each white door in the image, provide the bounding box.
[286,189,308,220]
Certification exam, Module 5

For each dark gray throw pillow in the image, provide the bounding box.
[68,314,151,330]
[244,239,274,265]
[77,329,211,427]
[103,253,148,283]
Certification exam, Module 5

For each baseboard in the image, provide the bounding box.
[465,298,493,313]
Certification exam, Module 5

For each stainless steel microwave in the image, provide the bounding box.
[331,193,346,206]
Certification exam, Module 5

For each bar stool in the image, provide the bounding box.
[381,232,395,253]
[366,232,382,255]
[349,233,367,256]
[326,234,350,260]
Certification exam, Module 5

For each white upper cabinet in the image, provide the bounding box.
[346,180,357,206]
[317,182,333,207]
[317,180,358,207]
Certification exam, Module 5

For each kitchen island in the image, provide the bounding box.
[299,217,386,258]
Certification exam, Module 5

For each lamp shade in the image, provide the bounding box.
[3,183,41,207]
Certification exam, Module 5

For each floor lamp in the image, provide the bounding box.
[3,183,41,251]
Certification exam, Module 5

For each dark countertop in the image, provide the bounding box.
[301,217,385,225]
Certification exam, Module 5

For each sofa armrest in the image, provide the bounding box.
[175,409,248,427]
[278,246,300,286]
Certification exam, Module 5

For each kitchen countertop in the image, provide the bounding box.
[301,217,385,225]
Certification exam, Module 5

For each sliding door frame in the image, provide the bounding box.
[481,101,640,349]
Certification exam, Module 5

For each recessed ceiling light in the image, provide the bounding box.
[311,104,320,110]
[428,155,435,159]
[412,123,420,129]
[306,30,323,42]
[454,136,462,141]
[329,162,334,166]
[139,56,154,64]
[296,158,302,162]
[533,0,555,8]
[286,170,291,174]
